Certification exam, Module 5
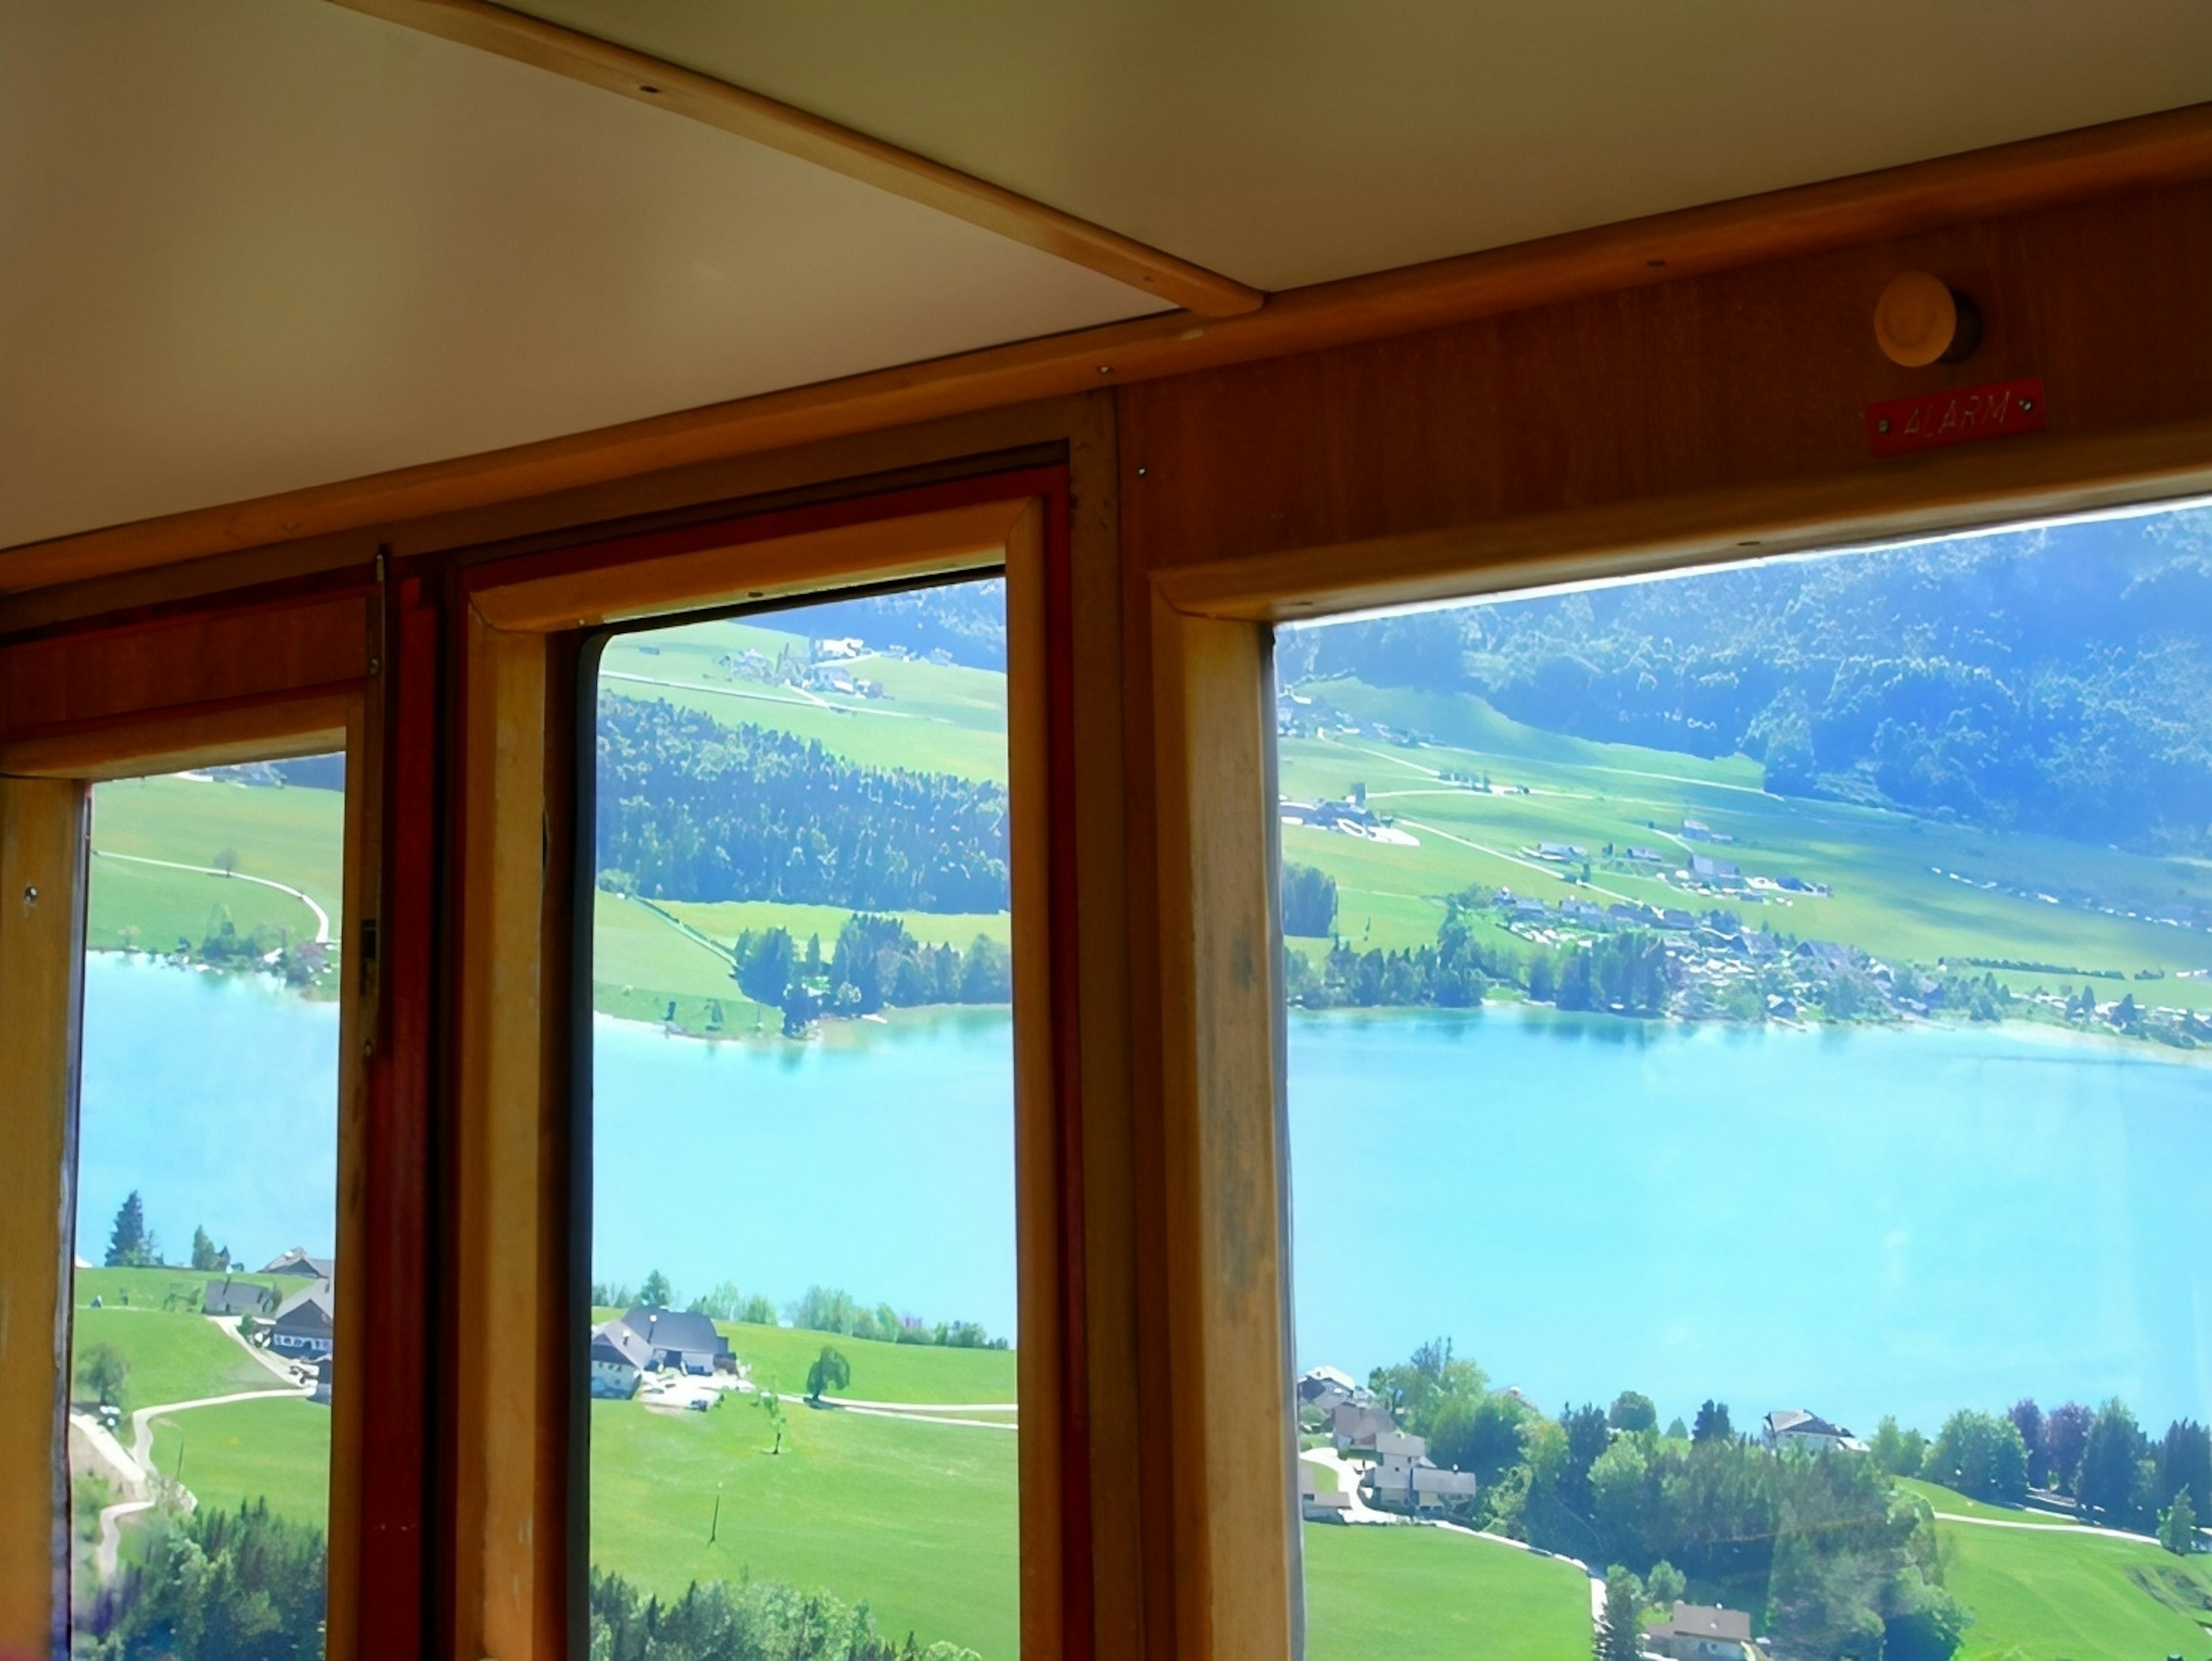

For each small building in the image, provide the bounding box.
[616,1306,736,1375]
[1298,1464,1354,1521]
[1682,819,1714,841]
[1645,1602,1756,1661]
[1297,1365,1362,1416]
[261,1247,335,1279]
[1359,1427,1480,1516]
[1690,853,1743,887]
[204,1277,275,1317]
[1536,841,1588,862]
[1331,1399,1396,1452]
[589,1318,654,1398]
[311,1354,334,1406]
[269,1284,335,1360]
[1763,1408,1865,1454]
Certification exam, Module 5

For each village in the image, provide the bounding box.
[1295,1365,1872,1661]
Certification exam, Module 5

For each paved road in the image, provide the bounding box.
[1930,1507,2157,1545]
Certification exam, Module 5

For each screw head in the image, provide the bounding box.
[22,884,37,906]
[1876,419,1892,434]
[2018,398,2036,412]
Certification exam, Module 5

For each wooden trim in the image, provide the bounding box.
[0,693,355,780]
[1155,411,2212,623]
[324,0,1259,319]
[1147,597,1297,1661]
[450,611,565,1659]
[1006,497,1072,1656]
[0,776,86,1656]
[12,97,2212,595]
[469,495,1029,631]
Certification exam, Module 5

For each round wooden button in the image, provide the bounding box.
[1875,271,1961,367]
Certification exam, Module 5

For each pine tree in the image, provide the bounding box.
[2160,1486,2197,1556]
[105,1190,153,1267]
[1594,1566,1643,1661]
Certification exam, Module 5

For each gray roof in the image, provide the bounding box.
[618,1306,731,1359]
[590,1320,653,1369]
[262,1247,336,1278]
[204,1278,275,1315]
[272,1284,334,1334]
[1650,1603,1752,1641]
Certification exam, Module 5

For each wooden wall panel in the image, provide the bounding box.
[0,592,372,740]
[1118,181,2212,576]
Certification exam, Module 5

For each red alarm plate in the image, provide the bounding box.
[1866,377,2044,458]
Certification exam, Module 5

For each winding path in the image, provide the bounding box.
[94,850,331,944]
[79,1378,309,1583]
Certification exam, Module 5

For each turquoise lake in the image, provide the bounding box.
[79,953,2211,1436]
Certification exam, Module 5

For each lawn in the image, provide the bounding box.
[1930,1513,2212,1661]
[1898,1477,2081,1527]
[71,1306,279,1413]
[589,1389,1017,1658]
[601,619,1008,782]
[75,1265,285,1314]
[588,1315,1016,1406]
[86,773,345,953]
[146,1396,331,1528]
[1300,1523,1591,1661]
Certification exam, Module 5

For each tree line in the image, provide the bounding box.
[1341,1340,2209,1661]
[590,1567,979,1661]
[725,911,1012,1035]
[593,1272,1007,1352]
[75,1500,325,1660]
[597,693,1009,913]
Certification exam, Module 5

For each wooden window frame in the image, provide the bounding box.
[446,469,1094,1660]
[0,691,378,1657]
[1138,423,2212,1659]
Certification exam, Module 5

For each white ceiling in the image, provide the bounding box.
[6,0,2212,553]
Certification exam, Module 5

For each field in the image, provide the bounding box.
[1897,1477,2081,1526]
[86,772,343,954]
[146,1397,330,1527]
[71,1304,281,1412]
[589,1390,1017,1656]
[1282,675,2212,1013]
[1300,1524,1591,1661]
[1938,1519,2212,1660]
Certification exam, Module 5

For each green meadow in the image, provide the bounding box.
[601,618,1007,782]
[1300,1524,1591,1661]
[1282,676,2212,1013]
[589,1391,1017,1658]
[147,1397,330,1528]
[71,1305,280,1412]
[86,772,343,955]
[1937,1518,2212,1660]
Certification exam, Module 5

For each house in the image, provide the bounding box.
[1330,1399,1395,1452]
[589,1319,654,1398]
[616,1306,736,1374]
[1690,853,1743,887]
[1535,841,1587,862]
[268,1284,335,1360]
[1658,908,1697,931]
[1763,1408,1866,1454]
[1358,1427,1480,1516]
[1297,1365,1362,1416]
[1626,847,1668,863]
[261,1247,335,1279]
[1681,819,1714,841]
[1298,1465,1354,1521]
[1645,1602,1756,1660]
[204,1277,275,1317]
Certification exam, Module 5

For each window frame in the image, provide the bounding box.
[1138,434,2212,1658]
[450,471,1092,1660]
[0,691,376,1656]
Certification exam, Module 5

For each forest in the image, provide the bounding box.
[596,694,1009,912]
[1347,1340,2211,1661]
[1282,510,2212,851]
[589,1568,979,1661]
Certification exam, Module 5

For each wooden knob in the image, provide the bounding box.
[1874,271,1981,366]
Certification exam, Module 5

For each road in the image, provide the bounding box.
[95,849,332,944]
[1929,1507,2158,1545]
[78,1376,310,1583]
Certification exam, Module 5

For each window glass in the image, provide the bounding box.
[586,581,1018,1660]
[1277,504,2212,1661]
[67,755,346,1651]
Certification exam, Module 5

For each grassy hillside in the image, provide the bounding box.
[71,1306,279,1412]
[1939,1519,2212,1660]
[87,773,344,954]
[1301,1524,1590,1661]
[1283,677,2212,1013]
[146,1398,329,1527]
[589,1390,1017,1659]
[587,1312,1016,1405]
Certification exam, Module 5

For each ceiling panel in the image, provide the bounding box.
[516,0,2212,291]
[0,1,1160,550]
